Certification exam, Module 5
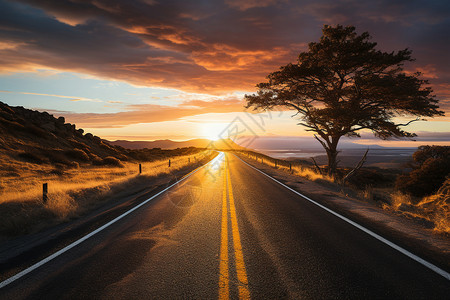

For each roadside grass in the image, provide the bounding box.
[236,150,334,183]
[235,150,449,235]
[0,151,216,239]
[381,183,450,235]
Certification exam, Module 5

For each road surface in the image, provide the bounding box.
[1,152,449,299]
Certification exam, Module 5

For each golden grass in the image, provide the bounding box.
[237,151,333,183]
[382,188,450,234]
[0,151,216,238]
[390,191,412,209]
[418,189,450,234]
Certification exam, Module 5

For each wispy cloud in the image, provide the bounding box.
[0,90,103,102]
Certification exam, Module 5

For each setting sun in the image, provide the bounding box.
[200,123,228,141]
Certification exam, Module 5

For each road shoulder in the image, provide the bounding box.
[234,153,450,273]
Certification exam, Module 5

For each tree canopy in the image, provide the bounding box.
[245,25,443,176]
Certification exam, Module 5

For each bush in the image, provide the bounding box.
[92,157,103,166]
[396,146,450,198]
[64,149,90,162]
[102,156,124,167]
[92,156,124,167]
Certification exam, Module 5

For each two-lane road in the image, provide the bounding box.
[1,152,449,299]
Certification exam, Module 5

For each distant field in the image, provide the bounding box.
[259,148,416,169]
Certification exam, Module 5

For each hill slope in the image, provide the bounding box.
[0,101,201,169]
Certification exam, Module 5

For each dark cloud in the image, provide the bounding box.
[0,0,449,109]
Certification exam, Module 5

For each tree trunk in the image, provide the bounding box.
[326,147,338,177]
[313,134,340,178]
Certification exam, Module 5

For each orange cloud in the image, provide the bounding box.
[60,98,246,128]
[0,0,449,118]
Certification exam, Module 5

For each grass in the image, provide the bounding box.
[0,151,217,239]
[383,185,450,235]
[236,150,334,183]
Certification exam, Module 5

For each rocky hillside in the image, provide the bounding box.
[0,101,200,168]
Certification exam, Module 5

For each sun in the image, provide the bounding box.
[200,123,227,141]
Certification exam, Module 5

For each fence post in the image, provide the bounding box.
[139,163,142,174]
[289,163,292,171]
[188,157,190,163]
[169,159,171,167]
[43,183,48,203]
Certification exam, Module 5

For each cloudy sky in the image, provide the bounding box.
[0,0,449,145]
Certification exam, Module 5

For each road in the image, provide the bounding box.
[1,152,449,299]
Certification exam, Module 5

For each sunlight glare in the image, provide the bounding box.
[200,123,227,141]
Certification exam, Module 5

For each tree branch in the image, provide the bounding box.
[397,117,420,127]
[343,148,369,183]
[311,157,323,175]
[314,134,328,149]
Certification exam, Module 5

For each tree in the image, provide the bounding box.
[396,146,450,198]
[245,25,443,177]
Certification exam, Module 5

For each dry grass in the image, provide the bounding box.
[291,165,334,182]
[389,191,413,209]
[417,187,450,234]
[238,151,333,183]
[381,186,450,234]
[0,151,216,238]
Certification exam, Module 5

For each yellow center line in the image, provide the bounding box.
[218,155,250,300]
[227,159,250,299]
[219,161,229,300]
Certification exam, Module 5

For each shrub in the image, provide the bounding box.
[64,149,90,162]
[102,156,124,167]
[92,157,103,166]
[396,146,450,198]
[92,156,124,167]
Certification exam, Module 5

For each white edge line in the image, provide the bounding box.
[0,154,221,289]
[234,154,450,281]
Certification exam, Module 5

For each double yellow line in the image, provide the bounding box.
[219,157,250,300]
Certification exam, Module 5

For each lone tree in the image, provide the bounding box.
[245,25,443,177]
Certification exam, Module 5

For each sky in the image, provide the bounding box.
[0,0,449,147]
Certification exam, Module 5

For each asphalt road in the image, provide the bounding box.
[1,152,449,299]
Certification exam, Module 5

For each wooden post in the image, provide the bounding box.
[169,159,171,167]
[139,163,142,174]
[289,163,292,171]
[188,157,190,163]
[275,160,277,168]
[43,183,48,203]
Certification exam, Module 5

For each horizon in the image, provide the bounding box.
[0,0,449,147]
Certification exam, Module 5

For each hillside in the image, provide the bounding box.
[110,138,245,150]
[109,139,212,149]
[0,101,202,170]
